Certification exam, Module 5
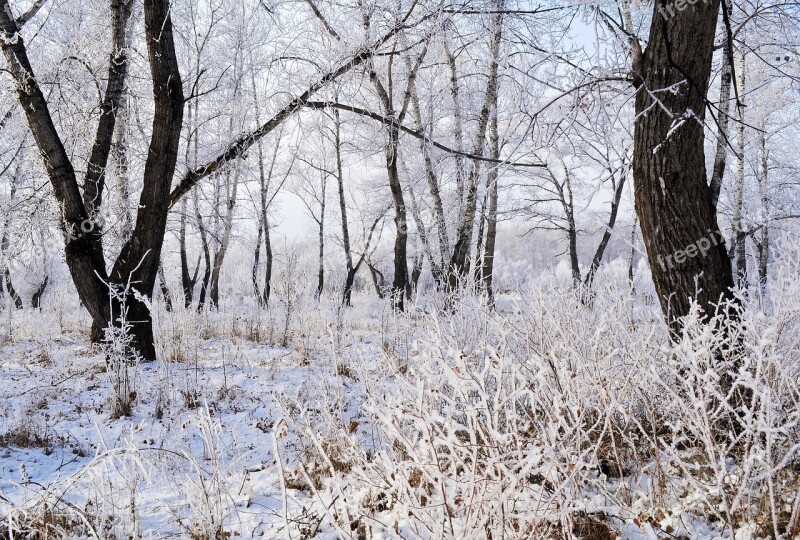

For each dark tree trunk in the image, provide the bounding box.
[253,221,263,301]
[632,0,735,334]
[0,223,22,309]
[2,269,23,309]
[1,0,113,330]
[1,0,182,361]
[473,189,488,286]
[83,0,133,223]
[584,168,627,289]
[262,214,273,305]
[409,253,423,298]
[195,198,212,311]
[564,172,581,287]
[180,200,200,308]
[31,275,48,309]
[385,124,408,311]
[106,0,184,360]
[367,262,386,299]
[316,181,326,300]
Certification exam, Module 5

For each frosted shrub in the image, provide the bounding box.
[279,279,799,538]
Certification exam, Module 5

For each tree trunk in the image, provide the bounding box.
[158,264,172,312]
[209,165,240,308]
[106,0,184,361]
[480,106,500,305]
[195,196,212,312]
[443,26,466,210]
[408,82,449,283]
[334,108,356,305]
[473,188,488,286]
[262,214,273,305]
[409,253,423,298]
[180,198,200,308]
[82,0,134,257]
[731,46,747,288]
[31,275,48,309]
[708,0,733,209]
[584,166,628,289]
[1,269,22,309]
[0,178,22,310]
[566,207,580,287]
[1,0,114,331]
[1,0,183,362]
[631,0,735,334]
[367,261,386,299]
[756,125,769,288]
[316,176,327,300]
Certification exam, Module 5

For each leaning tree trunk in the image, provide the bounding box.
[632,0,735,335]
[584,165,627,290]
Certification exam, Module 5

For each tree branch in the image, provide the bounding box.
[167,0,428,208]
[15,0,47,27]
[304,100,545,169]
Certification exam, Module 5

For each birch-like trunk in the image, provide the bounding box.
[731,46,747,288]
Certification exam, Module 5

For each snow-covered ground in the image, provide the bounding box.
[0,269,798,539]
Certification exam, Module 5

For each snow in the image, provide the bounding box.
[0,273,798,538]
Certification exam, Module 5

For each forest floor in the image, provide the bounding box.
[0,279,798,539]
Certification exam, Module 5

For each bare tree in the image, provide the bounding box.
[0,0,184,360]
[446,0,504,297]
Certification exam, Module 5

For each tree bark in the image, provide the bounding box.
[316,175,327,300]
[443,26,466,210]
[106,0,184,360]
[195,195,212,311]
[631,0,735,334]
[158,264,172,312]
[1,0,183,360]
